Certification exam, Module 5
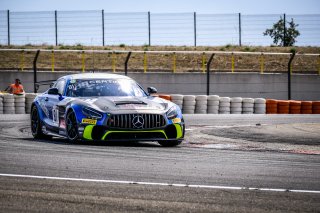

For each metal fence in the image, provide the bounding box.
[0,10,320,46]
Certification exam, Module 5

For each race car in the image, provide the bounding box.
[31,73,185,146]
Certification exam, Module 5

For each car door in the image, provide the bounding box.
[45,79,66,126]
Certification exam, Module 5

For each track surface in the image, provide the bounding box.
[0,114,320,212]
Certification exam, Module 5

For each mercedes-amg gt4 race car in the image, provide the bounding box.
[31,73,185,146]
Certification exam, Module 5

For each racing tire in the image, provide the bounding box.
[66,110,79,142]
[242,98,254,104]
[158,140,182,147]
[208,95,219,101]
[31,106,52,139]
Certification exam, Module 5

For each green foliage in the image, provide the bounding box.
[263,16,300,46]
[59,45,71,50]
[74,43,83,50]
[290,48,296,53]
[119,44,125,48]
[243,47,251,52]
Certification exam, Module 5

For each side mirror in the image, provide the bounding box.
[147,87,158,94]
[48,87,59,95]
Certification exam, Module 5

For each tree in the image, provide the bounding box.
[263,16,300,46]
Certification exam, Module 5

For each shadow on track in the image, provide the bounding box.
[21,137,167,148]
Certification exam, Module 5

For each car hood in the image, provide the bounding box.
[61,96,172,114]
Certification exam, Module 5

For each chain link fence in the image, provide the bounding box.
[0,10,319,46]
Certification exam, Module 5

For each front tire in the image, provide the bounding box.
[31,105,52,140]
[66,110,79,142]
[158,140,182,147]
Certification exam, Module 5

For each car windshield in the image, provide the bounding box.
[66,79,147,97]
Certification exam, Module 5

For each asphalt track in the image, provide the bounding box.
[0,114,319,212]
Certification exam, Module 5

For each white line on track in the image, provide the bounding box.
[0,173,320,194]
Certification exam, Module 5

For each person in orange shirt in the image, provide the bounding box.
[9,79,25,95]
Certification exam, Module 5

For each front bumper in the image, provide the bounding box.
[78,123,184,142]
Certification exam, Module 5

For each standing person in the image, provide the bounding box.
[9,79,25,95]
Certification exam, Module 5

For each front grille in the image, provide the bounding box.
[107,114,166,129]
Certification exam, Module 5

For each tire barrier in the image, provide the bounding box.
[14,94,26,114]
[219,97,231,114]
[301,101,312,114]
[277,100,290,114]
[266,99,278,114]
[25,93,37,114]
[230,97,242,114]
[3,94,15,114]
[0,93,319,115]
[289,101,301,114]
[195,95,208,114]
[207,95,219,114]
[183,95,196,114]
[242,98,254,114]
[254,98,266,114]
[313,101,320,114]
[170,94,183,110]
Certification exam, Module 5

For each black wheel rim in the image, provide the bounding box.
[31,107,38,134]
[67,111,78,140]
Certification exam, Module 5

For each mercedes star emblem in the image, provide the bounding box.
[132,115,144,129]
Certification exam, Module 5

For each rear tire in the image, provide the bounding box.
[31,105,52,140]
[158,140,182,147]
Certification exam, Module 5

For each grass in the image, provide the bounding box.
[0,45,319,73]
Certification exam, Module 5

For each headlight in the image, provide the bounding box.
[82,107,103,119]
[166,105,178,119]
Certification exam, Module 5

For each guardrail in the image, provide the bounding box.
[0,49,319,99]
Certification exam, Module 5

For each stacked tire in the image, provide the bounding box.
[170,94,183,110]
[277,100,290,114]
[289,101,301,114]
[242,98,254,114]
[0,95,3,114]
[254,98,266,114]
[183,95,196,114]
[195,95,207,114]
[219,97,231,114]
[230,97,242,114]
[313,101,320,114]
[3,94,15,114]
[14,94,26,114]
[207,95,219,114]
[301,101,312,114]
[26,93,37,114]
[266,99,278,114]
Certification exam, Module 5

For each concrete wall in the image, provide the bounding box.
[0,71,319,100]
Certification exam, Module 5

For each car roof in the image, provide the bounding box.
[61,73,132,81]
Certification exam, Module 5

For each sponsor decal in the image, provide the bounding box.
[82,118,97,125]
[172,118,181,124]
